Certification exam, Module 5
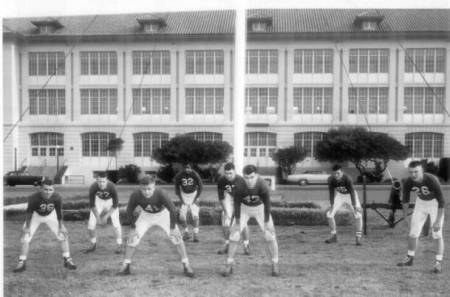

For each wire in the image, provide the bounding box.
[3,15,99,143]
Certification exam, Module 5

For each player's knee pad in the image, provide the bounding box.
[326,210,334,219]
[432,231,443,240]
[56,233,68,241]
[169,229,183,245]
[127,233,140,247]
[354,211,362,219]
[264,229,276,242]
[21,233,32,244]
[229,229,241,242]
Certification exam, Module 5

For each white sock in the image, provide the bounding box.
[331,231,337,235]
[181,258,189,265]
[19,255,27,261]
[124,259,131,264]
[407,250,415,257]
[193,228,199,234]
[436,255,443,261]
[62,252,70,258]
[90,238,97,244]
[116,238,123,245]
[243,240,249,246]
[225,240,230,244]
[226,258,234,265]
[272,258,279,264]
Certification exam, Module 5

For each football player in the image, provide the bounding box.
[13,179,77,272]
[325,164,363,245]
[397,161,446,273]
[222,165,280,277]
[117,175,194,277]
[174,163,203,242]
[84,171,123,254]
[216,162,250,255]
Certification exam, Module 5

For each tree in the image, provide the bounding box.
[152,135,233,170]
[272,146,308,180]
[314,127,409,178]
[106,137,124,170]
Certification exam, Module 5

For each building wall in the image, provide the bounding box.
[3,36,449,182]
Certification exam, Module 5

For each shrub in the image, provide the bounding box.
[118,164,141,184]
[157,164,176,183]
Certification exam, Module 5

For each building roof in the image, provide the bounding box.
[2,9,449,40]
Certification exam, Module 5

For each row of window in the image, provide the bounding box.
[30,131,444,159]
[28,87,446,116]
[28,48,447,76]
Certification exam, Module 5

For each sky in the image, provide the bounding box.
[2,0,448,18]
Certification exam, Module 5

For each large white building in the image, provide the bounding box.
[3,9,450,183]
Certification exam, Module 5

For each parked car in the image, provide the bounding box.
[3,171,44,187]
[287,170,330,186]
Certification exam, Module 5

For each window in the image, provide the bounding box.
[81,132,115,157]
[405,132,443,158]
[30,132,64,157]
[133,132,169,157]
[186,132,222,142]
[29,52,65,76]
[404,87,445,114]
[80,51,117,75]
[348,87,388,114]
[132,51,170,75]
[405,48,446,73]
[185,50,224,74]
[246,88,277,114]
[349,49,389,73]
[251,22,267,32]
[80,89,118,115]
[185,88,224,114]
[294,132,325,157]
[29,89,65,115]
[293,88,332,114]
[132,88,170,114]
[246,50,278,74]
[245,132,277,157]
[294,49,333,73]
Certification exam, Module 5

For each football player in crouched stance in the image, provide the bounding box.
[174,163,203,242]
[117,175,194,277]
[397,161,446,273]
[84,172,123,254]
[13,179,77,272]
[216,162,250,255]
[325,164,363,245]
[222,165,280,277]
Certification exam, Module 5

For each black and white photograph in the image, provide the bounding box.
[2,0,449,296]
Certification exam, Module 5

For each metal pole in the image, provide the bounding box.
[14,147,17,171]
[56,146,60,184]
[363,174,367,235]
[233,7,246,174]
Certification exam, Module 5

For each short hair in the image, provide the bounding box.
[243,164,257,175]
[139,175,156,185]
[41,178,53,186]
[332,164,342,172]
[96,171,107,178]
[224,162,235,171]
[408,160,423,169]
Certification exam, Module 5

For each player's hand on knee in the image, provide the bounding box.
[169,228,182,244]
[59,225,69,239]
[23,226,31,235]
[432,221,441,232]
[355,206,362,213]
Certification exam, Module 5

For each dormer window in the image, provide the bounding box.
[353,11,384,31]
[136,15,167,33]
[247,13,272,33]
[31,18,63,34]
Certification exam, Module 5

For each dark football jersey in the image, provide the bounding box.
[89,181,119,208]
[174,170,203,196]
[403,173,445,208]
[27,191,63,220]
[328,174,356,206]
[217,174,247,201]
[234,177,271,222]
[126,188,177,229]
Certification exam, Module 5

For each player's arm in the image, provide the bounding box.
[217,180,230,218]
[233,192,241,225]
[429,176,445,231]
[260,185,271,223]
[193,171,203,200]
[174,174,183,202]
[125,194,138,228]
[89,185,101,221]
[24,196,36,232]
[103,184,119,219]
[161,191,178,230]
[346,177,358,210]
[327,177,335,207]
[55,195,67,235]
[401,180,411,222]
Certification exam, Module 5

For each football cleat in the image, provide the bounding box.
[115,244,123,254]
[355,237,362,246]
[64,257,77,270]
[221,264,233,277]
[217,244,229,255]
[325,234,337,244]
[397,255,414,267]
[83,243,96,254]
[193,233,199,243]
[117,263,131,276]
[433,261,442,273]
[13,260,26,273]
[271,263,280,277]
[182,232,191,241]
[243,244,251,256]
[183,263,195,278]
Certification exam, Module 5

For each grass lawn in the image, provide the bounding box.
[4,206,450,297]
